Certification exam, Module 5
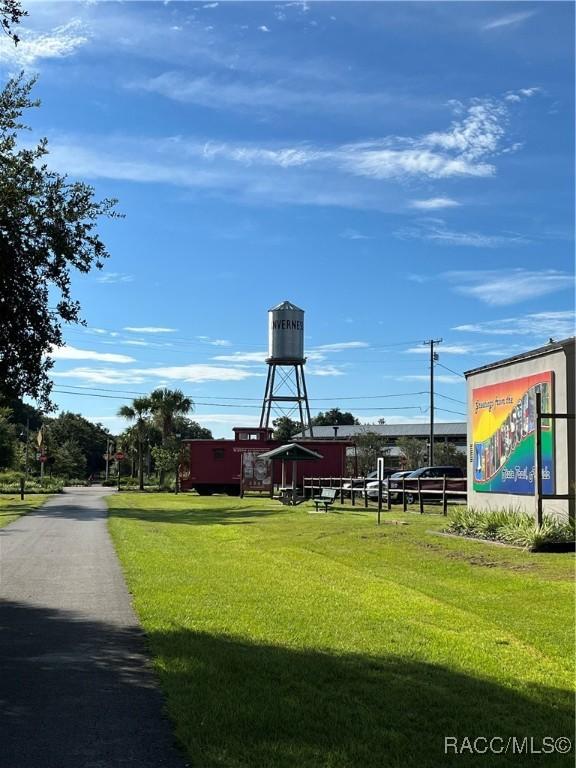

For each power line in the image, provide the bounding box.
[51,382,431,402]
[435,392,466,405]
[51,388,431,412]
[436,361,465,378]
[435,407,466,417]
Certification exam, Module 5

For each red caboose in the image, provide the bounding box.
[179,427,352,496]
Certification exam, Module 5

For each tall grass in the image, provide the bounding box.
[446,506,575,551]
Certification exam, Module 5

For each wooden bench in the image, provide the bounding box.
[313,488,338,512]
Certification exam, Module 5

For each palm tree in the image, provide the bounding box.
[148,388,193,486]
[117,396,151,491]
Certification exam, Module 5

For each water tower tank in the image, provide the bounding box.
[268,301,305,362]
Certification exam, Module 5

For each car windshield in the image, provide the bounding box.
[407,468,427,478]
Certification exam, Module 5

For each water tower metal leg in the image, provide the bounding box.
[259,366,272,428]
[299,364,314,437]
[294,365,306,432]
[260,365,277,429]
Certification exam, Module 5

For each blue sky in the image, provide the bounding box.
[3,1,574,437]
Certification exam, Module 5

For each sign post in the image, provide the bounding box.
[115,451,124,490]
[377,457,384,525]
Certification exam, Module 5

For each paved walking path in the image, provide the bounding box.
[0,487,189,768]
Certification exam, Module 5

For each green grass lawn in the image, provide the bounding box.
[0,494,50,529]
[107,494,575,768]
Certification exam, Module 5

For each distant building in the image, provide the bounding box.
[294,422,467,469]
[465,337,575,521]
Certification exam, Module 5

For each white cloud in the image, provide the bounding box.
[196,336,231,347]
[396,374,462,384]
[53,363,263,385]
[194,413,260,427]
[132,95,506,178]
[49,345,135,363]
[129,71,393,115]
[212,351,267,363]
[314,341,369,352]
[340,146,494,180]
[123,326,177,333]
[505,87,541,103]
[307,365,346,377]
[53,368,148,385]
[397,220,529,248]
[96,272,134,284]
[146,364,263,383]
[339,229,372,240]
[406,274,432,285]
[446,269,574,306]
[258,25,270,33]
[44,94,525,211]
[409,197,460,210]
[421,100,506,161]
[453,311,576,338]
[405,345,473,355]
[0,19,89,69]
[482,11,537,31]
[84,415,127,434]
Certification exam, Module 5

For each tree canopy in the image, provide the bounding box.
[44,411,111,476]
[396,437,428,470]
[1,0,26,43]
[312,408,358,426]
[353,429,389,476]
[272,417,301,441]
[0,75,119,407]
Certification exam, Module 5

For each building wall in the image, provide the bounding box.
[466,344,575,521]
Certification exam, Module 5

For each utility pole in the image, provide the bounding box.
[424,338,442,465]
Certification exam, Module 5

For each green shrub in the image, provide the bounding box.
[0,479,64,494]
[0,470,25,483]
[446,506,574,551]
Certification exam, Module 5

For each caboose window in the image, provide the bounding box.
[213,448,225,460]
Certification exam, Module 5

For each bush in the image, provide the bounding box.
[0,478,64,494]
[446,507,575,551]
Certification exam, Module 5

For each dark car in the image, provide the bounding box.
[401,466,466,504]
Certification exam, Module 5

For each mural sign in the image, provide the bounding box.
[241,451,273,494]
[472,372,554,495]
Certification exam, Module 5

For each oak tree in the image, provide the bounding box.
[0,75,119,407]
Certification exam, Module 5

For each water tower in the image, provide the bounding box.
[259,301,314,437]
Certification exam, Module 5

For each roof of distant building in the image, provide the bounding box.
[295,422,466,439]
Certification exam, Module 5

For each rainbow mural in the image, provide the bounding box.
[472,371,555,495]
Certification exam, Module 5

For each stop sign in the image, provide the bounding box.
[115,452,125,461]
[39,455,48,463]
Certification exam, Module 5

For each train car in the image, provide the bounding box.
[179,426,352,496]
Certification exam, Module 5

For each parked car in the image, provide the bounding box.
[365,470,414,501]
[401,466,466,504]
[342,469,397,496]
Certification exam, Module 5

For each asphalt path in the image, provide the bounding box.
[0,487,189,768]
